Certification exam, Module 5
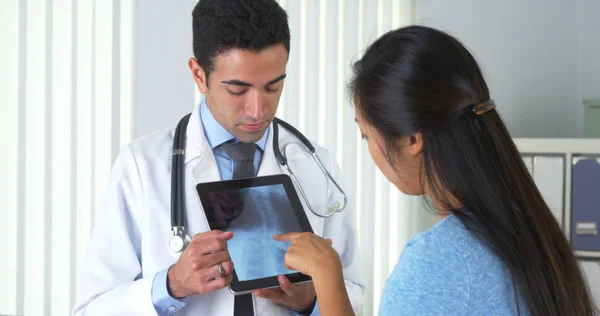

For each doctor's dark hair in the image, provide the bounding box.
[349,26,598,316]
[191,0,290,84]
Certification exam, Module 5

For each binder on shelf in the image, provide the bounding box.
[571,156,600,252]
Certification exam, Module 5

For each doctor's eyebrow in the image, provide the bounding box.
[220,74,287,87]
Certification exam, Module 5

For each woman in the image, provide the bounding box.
[273,26,598,315]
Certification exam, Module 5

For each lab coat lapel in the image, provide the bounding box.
[183,103,221,183]
[182,106,221,236]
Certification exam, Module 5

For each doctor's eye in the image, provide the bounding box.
[265,86,281,93]
[226,89,246,96]
[361,135,368,141]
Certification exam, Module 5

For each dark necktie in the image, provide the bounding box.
[219,141,257,315]
[221,142,258,179]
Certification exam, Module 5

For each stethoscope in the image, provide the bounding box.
[168,113,348,255]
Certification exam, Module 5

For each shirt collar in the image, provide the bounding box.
[199,99,269,151]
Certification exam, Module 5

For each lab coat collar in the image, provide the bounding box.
[256,120,280,177]
[185,102,293,181]
[184,103,209,164]
[199,100,234,150]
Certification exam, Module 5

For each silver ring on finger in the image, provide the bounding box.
[216,262,225,277]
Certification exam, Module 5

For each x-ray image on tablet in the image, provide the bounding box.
[207,184,301,281]
[197,175,314,293]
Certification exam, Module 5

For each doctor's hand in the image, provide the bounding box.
[253,275,317,313]
[167,230,235,298]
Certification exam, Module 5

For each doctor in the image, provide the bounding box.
[71,0,364,315]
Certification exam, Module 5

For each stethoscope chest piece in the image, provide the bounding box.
[168,226,191,257]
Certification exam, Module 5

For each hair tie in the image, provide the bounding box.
[473,100,496,116]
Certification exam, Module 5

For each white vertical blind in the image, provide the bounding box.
[0,1,21,315]
[75,0,95,303]
[23,1,48,315]
[0,0,134,315]
[50,1,73,315]
[276,1,417,315]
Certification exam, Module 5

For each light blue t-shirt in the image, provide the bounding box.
[379,214,528,315]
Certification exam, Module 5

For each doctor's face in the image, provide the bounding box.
[189,44,288,143]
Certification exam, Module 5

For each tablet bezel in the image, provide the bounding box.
[196,174,314,295]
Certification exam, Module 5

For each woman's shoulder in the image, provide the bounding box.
[406,213,500,262]
[378,215,472,315]
[379,214,521,315]
[401,213,513,289]
[399,214,481,263]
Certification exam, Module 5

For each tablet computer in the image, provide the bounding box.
[196,174,314,295]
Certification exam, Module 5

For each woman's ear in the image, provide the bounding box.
[407,132,424,156]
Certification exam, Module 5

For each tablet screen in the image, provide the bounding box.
[205,183,302,281]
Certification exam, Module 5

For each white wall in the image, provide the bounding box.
[577,0,600,135]
[133,0,197,138]
[416,0,580,138]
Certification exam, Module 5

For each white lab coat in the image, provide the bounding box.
[72,105,364,316]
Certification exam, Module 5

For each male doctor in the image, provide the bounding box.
[72,0,364,315]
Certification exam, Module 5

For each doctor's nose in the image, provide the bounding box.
[244,91,264,120]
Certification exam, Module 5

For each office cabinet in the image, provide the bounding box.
[571,157,600,252]
[580,261,600,308]
[522,156,533,175]
[532,156,565,227]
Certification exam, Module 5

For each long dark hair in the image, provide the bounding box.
[350,25,598,316]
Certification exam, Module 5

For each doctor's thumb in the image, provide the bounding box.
[220,231,234,240]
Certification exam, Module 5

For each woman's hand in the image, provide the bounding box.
[273,232,354,316]
[272,232,342,279]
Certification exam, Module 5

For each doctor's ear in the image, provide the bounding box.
[188,57,208,94]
